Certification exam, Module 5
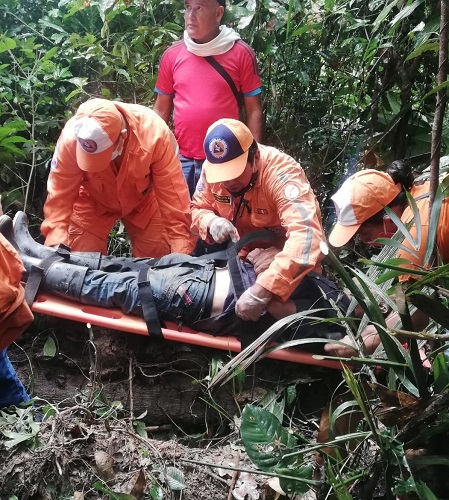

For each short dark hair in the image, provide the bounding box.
[217,0,226,6]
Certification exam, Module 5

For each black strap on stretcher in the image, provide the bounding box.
[137,266,164,339]
[24,252,67,307]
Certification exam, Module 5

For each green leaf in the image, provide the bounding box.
[424,184,444,266]
[415,481,439,500]
[2,427,39,449]
[133,419,148,438]
[434,353,449,394]
[43,336,57,358]
[150,483,163,500]
[373,0,400,29]
[286,385,297,406]
[0,36,16,53]
[390,0,424,27]
[241,405,297,472]
[164,466,185,491]
[277,464,314,495]
[406,39,439,61]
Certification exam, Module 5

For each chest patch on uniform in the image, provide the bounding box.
[213,193,231,204]
[254,208,268,214]
[284,183,301,200]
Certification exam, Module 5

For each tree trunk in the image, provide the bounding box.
[9,315,340,426]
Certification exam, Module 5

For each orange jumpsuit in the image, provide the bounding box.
[191,145,325,301]
[0,234,33,350]
[398,179,449,274]
[41,103,194,257]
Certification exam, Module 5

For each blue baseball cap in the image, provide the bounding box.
[203,119,254,183]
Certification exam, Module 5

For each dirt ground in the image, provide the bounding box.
[0,317,341,500]
[0,403,275,499]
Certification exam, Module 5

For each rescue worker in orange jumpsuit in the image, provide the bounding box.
[41,98,195,257]
[191,118,326,322]
[0,210,34,407]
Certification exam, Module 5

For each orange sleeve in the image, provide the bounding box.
[0,235,33,349]
[255,157,325,301]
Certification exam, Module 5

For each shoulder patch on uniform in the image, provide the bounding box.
[213,193,231,204]
[254,208,268,215]
[284,183,300,200]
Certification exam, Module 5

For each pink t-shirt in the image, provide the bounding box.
[155,40,262,159]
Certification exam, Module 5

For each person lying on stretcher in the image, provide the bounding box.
[1,212,350,344]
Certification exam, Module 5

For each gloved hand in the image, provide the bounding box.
[208,217,239,244]
[235,286,272,321]
[247,246,280,275]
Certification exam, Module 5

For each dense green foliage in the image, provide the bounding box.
[0,0,446,217]
[1,1,449,497]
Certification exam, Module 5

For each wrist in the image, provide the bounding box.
[249,284,272,301]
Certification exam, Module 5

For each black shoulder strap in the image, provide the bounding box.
[204,56,244,109]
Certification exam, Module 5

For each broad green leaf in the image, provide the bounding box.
[277,464,314,495]
[2,424,39,449]
[0,36,16,53]
[241,405,297,472]
[373,0,400,29]
[164,466,185,491]
[290,24,318,37]
[43,336,57,358]
[390,0,423,27]
[41,46,59,62]
[133,419,148,438]
[406,39,439,61]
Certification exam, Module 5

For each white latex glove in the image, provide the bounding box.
[235,287,271,321]
[208,217,239,244]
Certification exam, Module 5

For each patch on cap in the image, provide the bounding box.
[203,119,254,184]
[73,99,122,173]
[209,138,229,160]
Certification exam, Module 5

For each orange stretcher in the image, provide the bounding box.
[31,293,345,370]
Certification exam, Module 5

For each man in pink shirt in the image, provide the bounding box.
[153,0,263,197]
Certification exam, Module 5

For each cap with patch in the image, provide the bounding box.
[328,169,402,247]
[73,99,122,172]
[203,119,254,183]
